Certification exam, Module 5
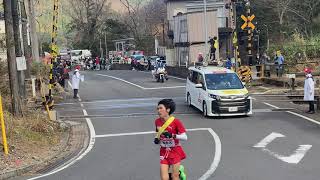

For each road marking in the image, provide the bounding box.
[263,102,279,109]
[28,97,96,180]
[56,97,185,105]
[143,86,185,90]
[198,128,222,180]
[287,111,320,125]
[97,74,185,90]
[97,73,145,89]
[263,102,320,126]
[140,71,186,81]
[254,132,312,164]
[80,103,84,107]
[95,128,221,180]
[82,109,88,116]
[253,132,285,148]
[68,81,72,88]
[277,145,312,164]
[95,131,155,138]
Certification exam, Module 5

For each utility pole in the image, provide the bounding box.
[162,19,165,45]
[12,0,26,98]
[4,0,23,116]
[245,0,253,65]
[203,0,208,62]
[28,0,40,62]
[21,0,32,79]
[100,39,103,58]
[104,34,107,59]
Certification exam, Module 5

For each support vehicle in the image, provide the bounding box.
[186,65,253,117]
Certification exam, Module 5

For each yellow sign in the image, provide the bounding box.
[241,14,255,30]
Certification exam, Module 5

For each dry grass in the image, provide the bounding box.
[0,60,70,173]
[0,109,68,172]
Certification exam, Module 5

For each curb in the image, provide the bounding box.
[0,121,89,180]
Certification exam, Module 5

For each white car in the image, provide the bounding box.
[186,66,253,117]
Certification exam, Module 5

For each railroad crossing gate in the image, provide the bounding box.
[241,14,255,30]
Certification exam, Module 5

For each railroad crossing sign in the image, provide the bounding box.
[241,14,255,30]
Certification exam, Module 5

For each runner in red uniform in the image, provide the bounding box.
[154,99,188,180]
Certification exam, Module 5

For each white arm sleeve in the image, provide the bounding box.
[176,133,187,141]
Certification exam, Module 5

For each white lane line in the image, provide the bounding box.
[253,132,285,148]
[96,131,155,138]
[97,74,185,90]
[263,102,320,126]
[143,86,186,90]
[286,111,320,125]
[95,128,221,180]
[263,102,279,109]
[95,128,207,138]
[97,74,145,89]
[80,103,84,107]
[83,109,88,116]
[198,128,222,180]
[68,81,72,88]
[28,98,96,180]
[139,71,186,81]
[56,97,185,105]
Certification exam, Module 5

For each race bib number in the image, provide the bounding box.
[160,138,175,148]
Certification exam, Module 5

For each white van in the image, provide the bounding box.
[186,66,253,117]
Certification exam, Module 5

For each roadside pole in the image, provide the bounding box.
[0,95,9,155]
[203,0,208,64]
[105,33,108,59]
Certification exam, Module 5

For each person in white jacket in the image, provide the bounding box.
[304,68,315,114]
[72,68,81,99]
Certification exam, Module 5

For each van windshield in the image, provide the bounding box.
[205,73,244,90]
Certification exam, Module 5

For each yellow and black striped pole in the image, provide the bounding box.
[246,3,253,65]
[233,32,241,70]
[48,0,59,106]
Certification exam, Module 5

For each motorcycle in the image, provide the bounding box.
[153,66,168,83]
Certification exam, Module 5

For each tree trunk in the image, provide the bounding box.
[4,0,23,116]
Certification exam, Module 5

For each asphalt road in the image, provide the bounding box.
[18,70,320,180]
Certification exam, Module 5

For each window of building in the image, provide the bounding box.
[180,19,187,33]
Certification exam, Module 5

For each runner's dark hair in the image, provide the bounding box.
[158,99,176,115]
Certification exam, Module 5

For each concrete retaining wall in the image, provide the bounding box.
[166,66,188,79]
[110,64,131,70]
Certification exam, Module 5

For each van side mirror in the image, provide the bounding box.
[195,83,203,88]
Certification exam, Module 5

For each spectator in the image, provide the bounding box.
[225,57,232,69]
[95,56,100,70]
[274,50,284,77]
[197,53,204,63]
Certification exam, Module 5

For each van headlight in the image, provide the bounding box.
[209,94,221,100]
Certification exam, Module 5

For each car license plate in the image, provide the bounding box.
[228,107,238,112]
